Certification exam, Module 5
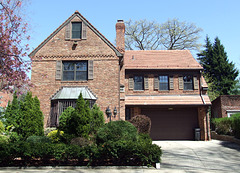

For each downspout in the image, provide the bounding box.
[200,71,210,140]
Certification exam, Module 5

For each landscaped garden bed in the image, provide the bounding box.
[0,92,162,167]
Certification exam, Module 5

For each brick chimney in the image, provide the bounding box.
[116,20,125,53]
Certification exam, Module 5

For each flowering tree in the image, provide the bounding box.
[0,0,31,92]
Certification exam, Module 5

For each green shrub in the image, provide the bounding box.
[89,104,104,135]
[231,114,240,139]
[0,135,8,144]
[96,120,138,145]
[4,92,44,140]
[47,130,64,143]
[44,127,57,136]
[90,137,161,166]
[212,117,233,135]
[59,94,91,138]
[0,121,4,133]
[130,115,151,134]
[70,137,92,147]
[26,135,51,143]
[59,106,75,133]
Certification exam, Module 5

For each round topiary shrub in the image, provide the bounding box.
[130,115,151,134]
[96,120,138,145]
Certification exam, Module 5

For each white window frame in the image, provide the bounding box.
[226,110,240,117]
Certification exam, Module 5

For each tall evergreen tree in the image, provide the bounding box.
[198,36,239,100]
[66,93,91,138]
[4,92,20,129]
[4,92,44,139]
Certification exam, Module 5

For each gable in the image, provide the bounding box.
[29,11,122,58]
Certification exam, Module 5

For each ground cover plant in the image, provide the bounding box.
[0,93,162,167]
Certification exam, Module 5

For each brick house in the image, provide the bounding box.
[211,95,240,118]
[30,11,211,140]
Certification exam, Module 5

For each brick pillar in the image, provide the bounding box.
[198,106,211,141]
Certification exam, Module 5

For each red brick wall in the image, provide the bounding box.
[125,71,201,96]
[31,16,120,127]
[212,95,240,118]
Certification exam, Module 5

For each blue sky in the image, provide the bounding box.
[26,0,240,70]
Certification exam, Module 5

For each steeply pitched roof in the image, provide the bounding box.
[124,50,203,70]
[29,11,122,57]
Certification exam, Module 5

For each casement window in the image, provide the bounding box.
[62,61,88,81]
[129,75,149,91]
[65,21,87,40]
[183,75,193,90]
[55,60,93,81]
[134,76,144,90]
[154,75,173,90]
[72,22,82,39]
[159,76,169,90]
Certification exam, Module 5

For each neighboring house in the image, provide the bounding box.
[30,11,211,140]
[211,95,240,118]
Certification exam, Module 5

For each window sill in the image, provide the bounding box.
[61,80,88,83]
[133,90,145,93]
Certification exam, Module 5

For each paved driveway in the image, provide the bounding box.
[153,140,240,172]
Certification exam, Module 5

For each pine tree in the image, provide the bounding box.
[198,36,239,100]
[4,92,44,139]
[4,92,20,129]
[66,93,91,138]
[90,104,104,134]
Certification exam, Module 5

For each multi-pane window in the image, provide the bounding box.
[72,22,82,39]
[159,75,169,90]
[134,76,144,90]
[183,75,193,90]
[62,61,87,81]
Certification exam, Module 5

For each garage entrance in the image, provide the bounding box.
[141,107,199,140]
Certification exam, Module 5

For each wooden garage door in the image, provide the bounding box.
[142,108,198,140]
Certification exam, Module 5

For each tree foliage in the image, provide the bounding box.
[59,93,104,139]
[198,36,239,100]
[4,92,44,139]
[125,18,202,50]
[0,0,31,92]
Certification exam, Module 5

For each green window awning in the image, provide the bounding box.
[51,86,97,100]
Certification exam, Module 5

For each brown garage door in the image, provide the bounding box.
[142,108,198,140]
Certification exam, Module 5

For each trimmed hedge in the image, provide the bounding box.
[213,114,240,139]
[96,120,138,144]
[212,117,233,135]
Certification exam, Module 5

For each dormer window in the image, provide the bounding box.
[72,22,82,39]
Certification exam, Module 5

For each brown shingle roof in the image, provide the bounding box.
[124,50,203,70]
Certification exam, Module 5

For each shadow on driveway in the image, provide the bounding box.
[153,140,240,173]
